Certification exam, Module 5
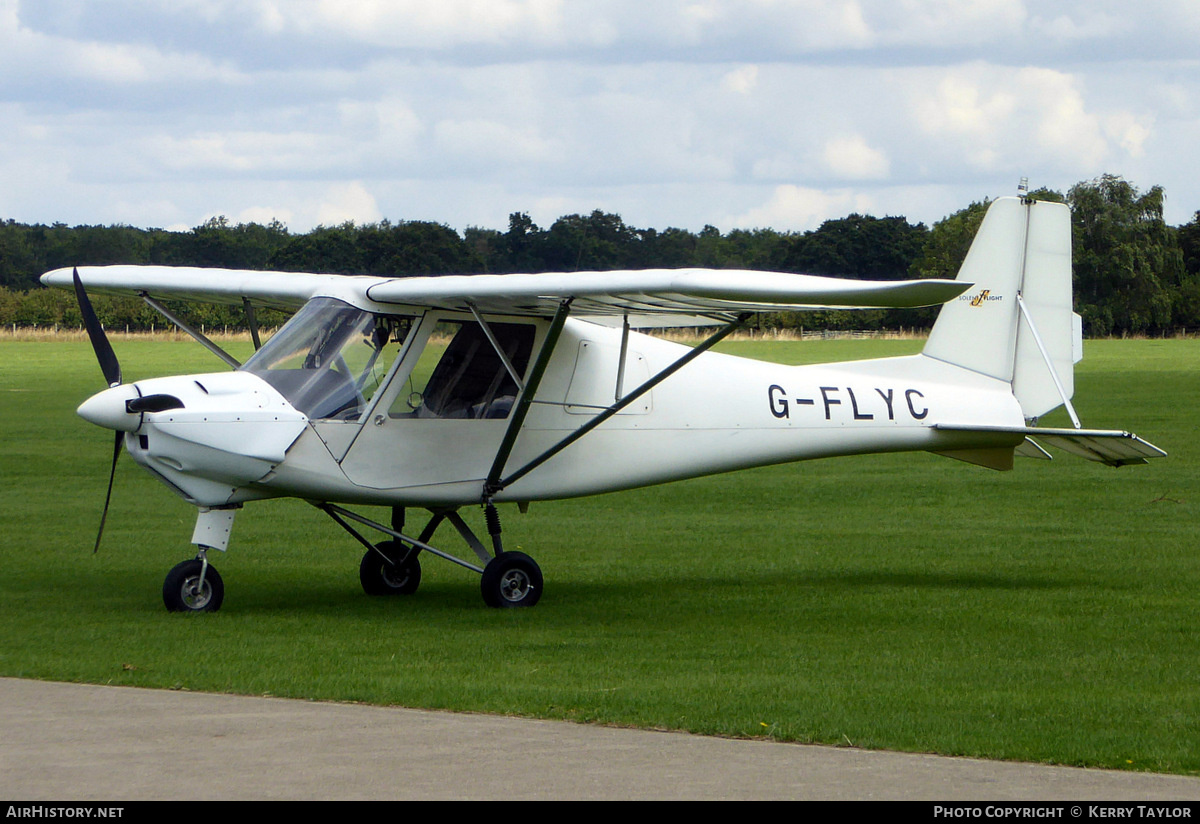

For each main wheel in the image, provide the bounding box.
[163,559,224,613]
[360,541,421,596]
[481,551,542,608]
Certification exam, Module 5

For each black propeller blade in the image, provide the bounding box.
[94,431,123,554]
[73,267,125,553]
[72,267,121,387]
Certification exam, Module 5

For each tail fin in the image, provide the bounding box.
[923,196,1081,422]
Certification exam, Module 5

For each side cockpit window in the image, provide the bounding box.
[392,320,534,420]
[243,298,412,420]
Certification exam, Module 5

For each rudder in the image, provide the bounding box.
[923,196,1079,422]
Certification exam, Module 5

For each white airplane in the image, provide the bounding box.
[43,195,1164,612]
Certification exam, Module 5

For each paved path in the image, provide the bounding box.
[3,678,1199,800]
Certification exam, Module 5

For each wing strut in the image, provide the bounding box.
[616,314,631,400]
[141,294,242,369]
[487,312,752,498]
[242,298,262,351]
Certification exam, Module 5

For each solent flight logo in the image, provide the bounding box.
[962,289,1003,306]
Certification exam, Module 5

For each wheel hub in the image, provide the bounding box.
[181,577,212,610]
[381,563,411,589]
[499,568,532,602]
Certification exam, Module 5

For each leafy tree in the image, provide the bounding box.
[463,226,504,273]
[4,184,1199,334]
[641,227,698,268]
[716,229,783,270]
[1027,187,1065,203]
[1068,175,1184,335]
[173,217,290,269]
[540,211,644,271]
[1178,211,1200,277]
[270,223,363,274]
[371,221,474,275]
[908,200,990,283]
[498,212,544,272]
[1170,211,1200,330]
[0,221,40,289]
[776,215,927,280]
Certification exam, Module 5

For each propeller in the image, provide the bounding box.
[73,268,120,388]
[94,429,123,554]
[73,268,123,553]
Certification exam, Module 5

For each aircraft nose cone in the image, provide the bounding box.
[77,384,142,432]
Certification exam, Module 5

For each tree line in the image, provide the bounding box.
[2,174,1197,337]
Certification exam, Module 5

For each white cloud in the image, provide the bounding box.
[750,155,804,182]
[1029,8,1122,43]
[822,135,890,180]
[314,181,382,226]
[914,72,1017,142]
[299,0,565,47]
[0,0,244,88]
[870,0,1028,47]
[1017,67,1107,167]
[3,1,1200,234]
[141,131,340,175]
[721,64,758,95]
[338,98,422,139]
[433,119,561,167]
[1105,112,1152,158]
[910,65,1124,172]
[729,185,874,231]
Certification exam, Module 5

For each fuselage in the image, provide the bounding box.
[76,297,1027,510]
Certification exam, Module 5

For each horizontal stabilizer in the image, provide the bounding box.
[934,425,1166,467]
[1026,429,1167,466]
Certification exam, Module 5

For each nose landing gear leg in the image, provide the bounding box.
[163,505,239,613]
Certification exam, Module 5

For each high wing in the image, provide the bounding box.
[43,265,969,319]
[41,266,375,311]
[363,269,969,317]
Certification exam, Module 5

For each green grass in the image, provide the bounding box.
[1,337,1197,773]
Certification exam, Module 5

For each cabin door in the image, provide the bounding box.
[338,316,537,493]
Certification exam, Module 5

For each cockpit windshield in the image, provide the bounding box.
[242,298,412,420]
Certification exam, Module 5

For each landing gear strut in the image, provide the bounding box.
[163,502,545,611]
[321,502,543,608]
[162,507,238,613]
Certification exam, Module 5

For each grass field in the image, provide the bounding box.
[0,336,1196,773]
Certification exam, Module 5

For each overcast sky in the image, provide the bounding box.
[2,0,1198,237]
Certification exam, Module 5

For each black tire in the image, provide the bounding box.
[481,551,542,608]
[360,541,421,596]
[163,559,224,613]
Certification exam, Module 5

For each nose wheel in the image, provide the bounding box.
[163,557,224,612]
